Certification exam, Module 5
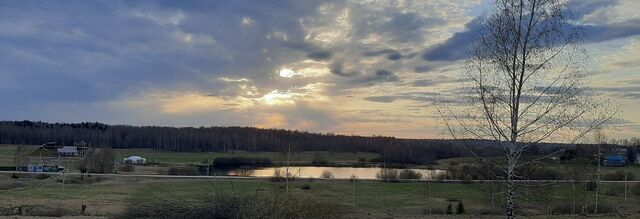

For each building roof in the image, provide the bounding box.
[57,146,78,153]
[606,155,625,162]
[125,156,145,160]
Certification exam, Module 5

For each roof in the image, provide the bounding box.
[606,155,625,161]
[57,146,78,153]
[125,156,145,160]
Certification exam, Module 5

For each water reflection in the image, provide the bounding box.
[226,166,445,180]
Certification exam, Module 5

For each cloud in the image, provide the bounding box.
[422,1,640,62]
[329,61,359,77]
[306,50,333,60]
[350,69,399,85]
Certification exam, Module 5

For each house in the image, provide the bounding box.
[57,146,78,156]
[124,156,146,164]
[603,155,625,167]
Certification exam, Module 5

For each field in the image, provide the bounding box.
[1,144,639,218]
[0,173,638,218]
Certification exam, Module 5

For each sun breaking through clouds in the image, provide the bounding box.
[0,0,639,139]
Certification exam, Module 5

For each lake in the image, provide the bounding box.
[223,166,445,180]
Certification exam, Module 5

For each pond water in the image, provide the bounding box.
[223,166,445,180]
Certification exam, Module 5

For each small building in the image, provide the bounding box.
[28,164,44,172]
[603,155,625,167]
[57,146,78,156]
[124,156,146,164]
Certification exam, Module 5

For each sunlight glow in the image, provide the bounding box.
[278,69,296,78]
[262,90,294,105]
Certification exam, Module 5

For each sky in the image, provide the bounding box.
[0,0,639,140]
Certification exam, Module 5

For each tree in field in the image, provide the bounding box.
[439,0,618,217]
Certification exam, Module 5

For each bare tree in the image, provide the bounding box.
[439,0,618,217]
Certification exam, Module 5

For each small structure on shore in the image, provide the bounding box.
[124,156,146,164]
[57,146,79,156]
[603,155,625,166]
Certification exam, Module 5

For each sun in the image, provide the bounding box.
[278,69,296,78]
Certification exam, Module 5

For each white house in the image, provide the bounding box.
[57,146,78,156]
[124,156,146,164]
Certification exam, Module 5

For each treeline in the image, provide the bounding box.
[0,120,574,163]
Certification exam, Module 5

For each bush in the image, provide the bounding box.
[449,161,459,166]
[301,184,311,190]
[119,164,135,172]
[236,166,255,177]
[375,169,399,182]
[320,170,334,179]
[602,171,635,181]
[446,203,453,214]
[270,168,295,182]
[167,166,199,176]
[456,201,465,214]
[585,181,598,191]
[398,169,422,179]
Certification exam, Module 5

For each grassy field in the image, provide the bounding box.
[0,173,638,218]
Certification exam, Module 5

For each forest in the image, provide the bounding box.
[0,120,604,163]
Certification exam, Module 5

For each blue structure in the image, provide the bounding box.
[603,155,625,166]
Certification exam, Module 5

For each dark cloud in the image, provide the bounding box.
[422,1,640,62]
[414,66,433,73]
[364,91,443,103]
[350,69,399,85]
[329,61,359,77]
[306,50,333,60]
[362,49,416,61]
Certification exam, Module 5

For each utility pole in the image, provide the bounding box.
[351,175,356,208]
[62,169,66,210]
[285,143,291,193]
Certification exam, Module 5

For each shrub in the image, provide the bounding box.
[602,171,635,181]
[585,181,598,191]
[446,203,453,215]
[236,166,255,177]
[449,161,459,166]
[358,157,367,164]
[456,201,465,214]
[301,184,311,190]
[320,170,334,179]
[167,166,199,176]
[270,168,295,182]
[119,164,135,172]
[398,169,423,180]
[376,169,399,182]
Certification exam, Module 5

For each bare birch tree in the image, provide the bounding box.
[439,0,618,218]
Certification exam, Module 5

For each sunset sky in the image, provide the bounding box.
[0,0,638,139]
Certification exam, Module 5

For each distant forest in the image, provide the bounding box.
[0,120,580,163]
